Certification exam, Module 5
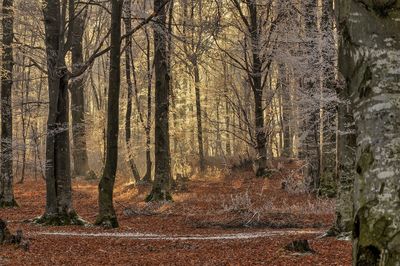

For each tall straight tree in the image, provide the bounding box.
[337,0,400,264]
[38,0,83,225]
[302,0,321,191]
[0,0,17,207]
[70,5,90,177]
[96,0,123,228]
[146,0,172,201]
[123,0,142,183]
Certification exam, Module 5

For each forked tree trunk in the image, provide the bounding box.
[0,0,17,207]
[96,0,123,228]
[37,0,82,225]
[337,0,400,264]
[146,0,172,202]
[70,6,90,177]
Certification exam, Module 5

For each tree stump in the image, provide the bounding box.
[0,219,29,251]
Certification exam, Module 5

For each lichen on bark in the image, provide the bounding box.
[337,0,400,264]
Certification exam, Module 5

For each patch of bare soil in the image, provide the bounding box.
[0,164,351,265]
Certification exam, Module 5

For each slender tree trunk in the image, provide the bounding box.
[279,64,291,158]
[146,0,172,202]
[337,0,400,264]
[142,28,153,184]
[303,0,321,191]
[96,0,123,228]
[194,61,205,172]
[70,6,90,177]
[123,0,141,183]
[248,1,267,177]
[0,0,17,207]
[321,0,337,183]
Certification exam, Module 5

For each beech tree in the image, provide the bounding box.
[96,0,123,228]
[0,0,17,207]
[337,0,400,263]
[146,0,173,201]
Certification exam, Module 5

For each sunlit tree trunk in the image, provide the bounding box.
[0,0,17,207]
[96,0,123,228]
[146,0,172,201]
[338,0,400,264]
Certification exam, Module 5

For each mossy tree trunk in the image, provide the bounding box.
[147,0,173,202]
[96,0,123,228]
[337,0,400,264]
[0,0,17,208]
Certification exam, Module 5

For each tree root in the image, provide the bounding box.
[31,212,87,226]
[94,215,119,229]
[0,199,18,208]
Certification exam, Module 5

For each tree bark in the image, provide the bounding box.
[337,0,400,263]
[303,0,321,191]
[0,0,17,207]
[194,60,205,172]
[123,0,141,183]
[70,5,90,177]
[38,0,82,225]
[96,0,123,228]
[248,0,267,177]
[146,0,172,202]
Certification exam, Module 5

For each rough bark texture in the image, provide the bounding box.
[70,6,90,177]
[96,0,123,228]
[0,0,17,207]
[146,0,172,202]
[338,0,400,264]
[279,64,292,158]
[41,0,80,225]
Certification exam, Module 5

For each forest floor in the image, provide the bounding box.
[0,161,351,265]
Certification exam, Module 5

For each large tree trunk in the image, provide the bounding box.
[194,60,205,172]
[123,0,141,183]
[337,0,400,264]
[70,6,90,177]
[96,0,123,228]
[146,0,172,202]
[39,0,82,225]
[0,0,17,207]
